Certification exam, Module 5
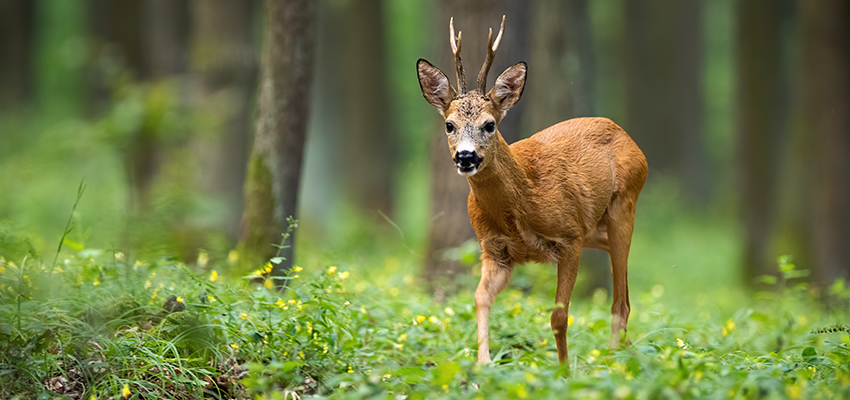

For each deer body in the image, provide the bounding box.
[418,17,647,364]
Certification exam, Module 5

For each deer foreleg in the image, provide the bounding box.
[475,258,512,363]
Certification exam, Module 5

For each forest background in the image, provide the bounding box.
[1,0,849,398]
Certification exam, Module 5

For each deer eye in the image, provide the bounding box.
[484,122,495,134]
[446,122,455,133]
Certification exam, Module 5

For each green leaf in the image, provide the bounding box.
[750,313,769,324]
[269,257,285,264]
[802,347,817,361]
[62,238,83,251]
[433,361,461,386]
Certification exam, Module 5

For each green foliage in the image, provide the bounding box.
[1,242,849,399]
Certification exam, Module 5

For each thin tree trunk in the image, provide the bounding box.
[736,0,790,280]
[0,0,34,109]
[799,0,850,287]
[190,0,257,241]
[624,0,707,203]
[336,0,396,215]
[240,0,316,279]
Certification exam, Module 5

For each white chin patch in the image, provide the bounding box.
[457,167,478,177]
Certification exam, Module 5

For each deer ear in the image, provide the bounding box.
[488,62,526,116]
[417,59,456,114]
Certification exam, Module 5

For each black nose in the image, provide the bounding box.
[454,150,482,169]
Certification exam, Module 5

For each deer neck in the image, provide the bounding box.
[467,132,529,217]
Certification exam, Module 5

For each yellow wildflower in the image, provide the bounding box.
[93,278,100,286]
[134,260,144,269]
[328,266,337,274]
[677,338,686,349]
[389,287,400,296]
[240,313,248,319]
[416,315,426,324]
[230,343,238,350]
[429,316,440,324]
[276,299,286,308]
[338,271,350,280]
[209,270,219,282]
[121,383,130,398]
[115,252,124,261]
[90,394,97,400]
[383,374,392,381]
[723,319,735,337]
[144,280,152,289]
[151,290,158,300]
[264,262,273,274]
[393,343,404,350]
[398,333,408,342]
[208,296,215,302]
[227,250,239,265]
[567,315,574,327]
[293,265,303,272]
[444,307,455,316]
[264,279,274,289]
[347,364,354,373]
[175,296,184,303]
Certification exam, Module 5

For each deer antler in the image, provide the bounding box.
[450,17,466,94]
[477,15,505,93]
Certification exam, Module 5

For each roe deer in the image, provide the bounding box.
[416,16,647,364]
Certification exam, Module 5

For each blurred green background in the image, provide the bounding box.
[0,0,847,308]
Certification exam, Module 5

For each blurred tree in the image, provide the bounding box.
[799,0,850,287]
[145,0,189,77]
[87,0,189,211]
[0,0,34,109]
[736,0,792,281]
[190,0,257,241]
[335,0,396,216]
[525,0,609,298]
[424,0,528,296]
[624,0,708,204]
[240,0,316,279]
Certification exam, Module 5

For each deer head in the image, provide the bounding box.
[417,16,527,176]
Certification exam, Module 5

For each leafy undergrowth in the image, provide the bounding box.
[1,250,849,400]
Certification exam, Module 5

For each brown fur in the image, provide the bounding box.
[417,24,647,365]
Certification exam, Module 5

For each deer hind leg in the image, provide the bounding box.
[475,258,512,363]
[552,241,582,364]
[605,194,637,348]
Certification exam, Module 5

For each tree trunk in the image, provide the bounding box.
[799,0,850,287]
[0,0,34,109]
[190,0,257,241]
[624,0,708,203]
[424,0,528,296]
[736,0,791,281]
[335,0,396,215]
[240,0,316,278]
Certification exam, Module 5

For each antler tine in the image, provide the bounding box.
[477,15,506,93]
[450,17,467,94]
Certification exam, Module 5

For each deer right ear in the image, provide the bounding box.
[417,59,456,114]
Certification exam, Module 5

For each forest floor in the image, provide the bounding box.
[1,235,849,399]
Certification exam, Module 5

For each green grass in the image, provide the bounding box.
[1,208,849,399]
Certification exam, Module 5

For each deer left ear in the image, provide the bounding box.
[488,62,526,116]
